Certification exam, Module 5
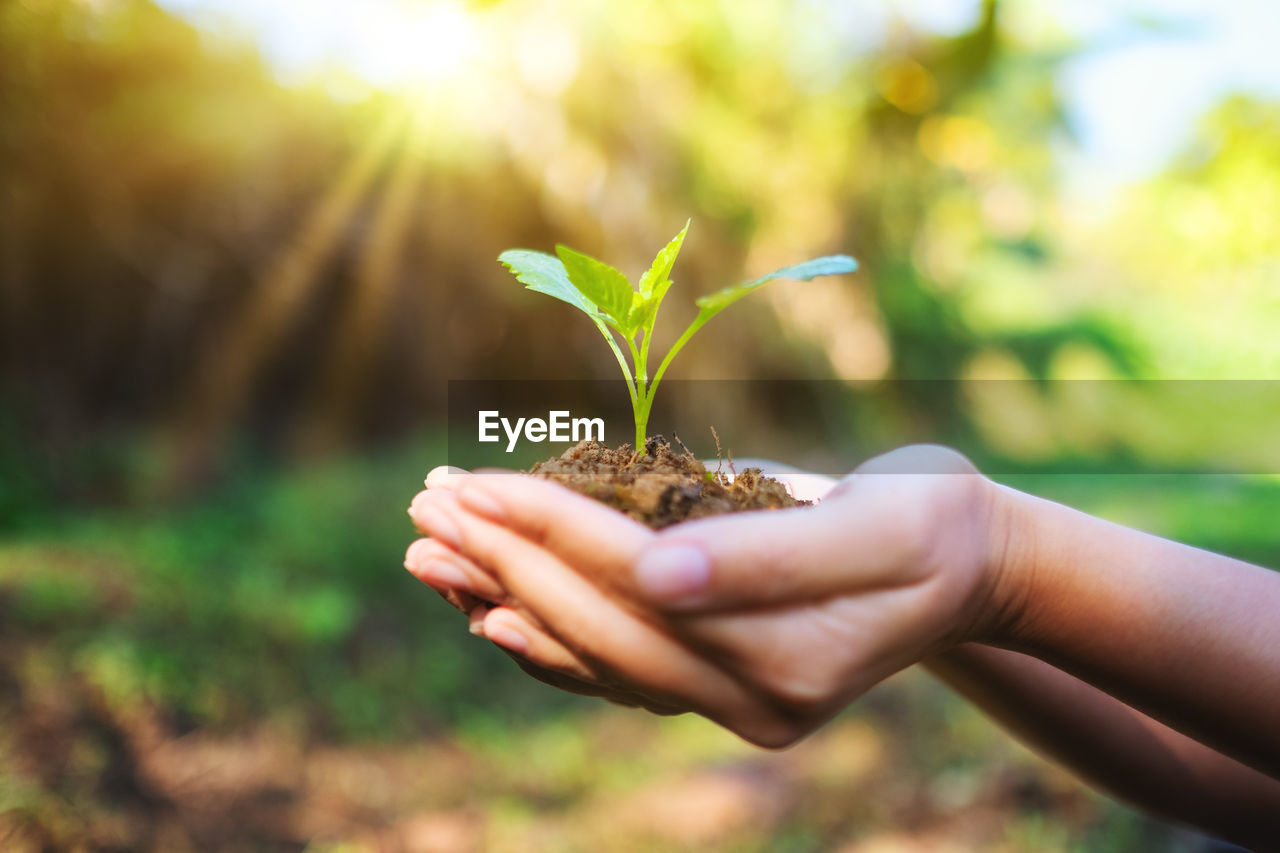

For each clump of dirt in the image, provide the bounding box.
[529,436,808,530]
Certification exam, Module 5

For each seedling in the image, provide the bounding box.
[498,221,857,452]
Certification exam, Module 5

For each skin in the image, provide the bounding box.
[405,445,1280,849]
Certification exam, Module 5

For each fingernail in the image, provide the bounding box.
[408,559,470,591]
[404,538,438,568]
[635,544,711,603]
[457,485,504,520]
[485,621,530,654]
[468,605,487,636]
[425,466,463,490]
[415,505,461,549]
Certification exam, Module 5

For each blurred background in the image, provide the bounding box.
[2,0,1279,849]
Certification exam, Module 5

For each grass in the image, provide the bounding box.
[1,435,596,741]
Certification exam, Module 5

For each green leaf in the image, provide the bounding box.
[498,249,600,317]
[695,255,858,315]
[639,219,690,301]
[626,293,659,332]
[555,244,635,328]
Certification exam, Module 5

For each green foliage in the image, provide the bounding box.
[495,249,599,316]
[1,437,595,741]
[555,244,635,328]
[694,256,864,314]
[500,222,857,449]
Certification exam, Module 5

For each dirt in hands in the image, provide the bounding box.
[529,436,809,530]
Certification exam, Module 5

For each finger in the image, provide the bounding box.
[469,603,488,635]
[467,604,595,694]
[626,485,931,613]
[504,654,680,712]
[506,654,629,702]
[419,491,713,693]
[485,607,692,715]
[411,491,784,740]
[404,548,479,615]
[625,444,983,613]
[417,474,655,592]
[425,467,903,617]
[440,586,480,615]
[481,606,598,682]
[425,465,470,490]
[405,537,507,603]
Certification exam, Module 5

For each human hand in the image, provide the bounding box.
[406,460,837,715]
[407,445,1015,747]
[403,530,691,715]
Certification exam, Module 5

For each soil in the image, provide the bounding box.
[528,436,809,529]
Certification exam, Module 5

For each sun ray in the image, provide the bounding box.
[167,106,408,479]
[296,130,430,456]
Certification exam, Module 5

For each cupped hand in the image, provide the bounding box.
[403,532,689,715]
[406,445,1015,747]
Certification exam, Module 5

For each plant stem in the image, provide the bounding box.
[626,336,646,391]
[630,307,667,450]
[638,325,653,387]
[594,319,639,419]
[625,335,648,448]
[644,307,714,428]
[634,386,654,450]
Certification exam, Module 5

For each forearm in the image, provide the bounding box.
[990,485,1280,779]
[925,644,1280,850]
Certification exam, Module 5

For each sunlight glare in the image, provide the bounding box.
[353,0,481,89]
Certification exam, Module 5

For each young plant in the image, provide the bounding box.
[498,221,857,452]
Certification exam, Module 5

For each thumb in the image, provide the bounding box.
[629,484,928,613]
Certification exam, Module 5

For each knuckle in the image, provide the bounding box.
[880,465,990,572]
[857,443,977,476]
[911,443,979,474]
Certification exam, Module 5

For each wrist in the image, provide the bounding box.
[956,479,1034,647]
